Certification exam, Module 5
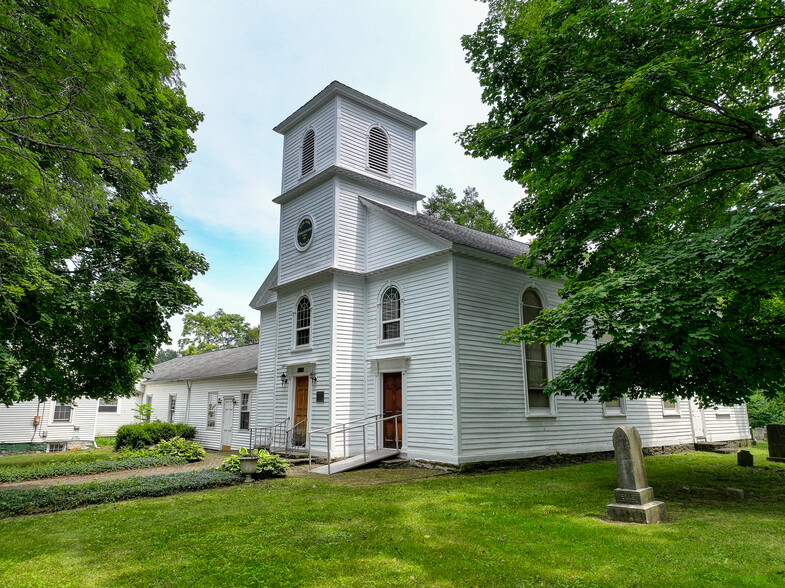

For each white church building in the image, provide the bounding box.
[244,81,750,467]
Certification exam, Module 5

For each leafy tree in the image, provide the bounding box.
[460,0,785,407]
[154,349,180,365]
[0,1,207,405]
[178,309,257,356]
[746,392,785,428]
[422,185,511,237]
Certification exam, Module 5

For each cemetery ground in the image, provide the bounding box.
[0,444,783,587]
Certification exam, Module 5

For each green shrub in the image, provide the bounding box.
[0,456,188,483]
[218,449,288,479]
[115,422,197,450]
[0,470,243,518]
[94,437,115,447]
[153,437,205,462]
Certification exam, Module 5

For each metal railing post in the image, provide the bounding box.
[395,415,399,449]
[343,424,347,459]
[327,432,332,475]
[363,425,367,463]
[308,431,312,471]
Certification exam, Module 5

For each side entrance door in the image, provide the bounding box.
[222,397,235,450]
[292,376,309,447]
[382,372,402,449]
[689,399,706,441]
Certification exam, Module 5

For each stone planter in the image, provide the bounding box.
[238,455,259,483]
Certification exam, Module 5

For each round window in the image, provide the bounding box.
[296,216,313,250]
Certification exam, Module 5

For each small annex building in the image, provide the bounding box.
[247,81,750,466]
[139,345,258,451]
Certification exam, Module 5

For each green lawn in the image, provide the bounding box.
[0,446,114,469]
[0,444,783,587]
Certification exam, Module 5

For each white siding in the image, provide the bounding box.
[94,396,138,437]
[704,405,751,442]
[255,303,278,427]
[366,259,455,461]
[278,181,335,285]
[337,96,417,190]
[0,398,98,447]
[281,100,336,193]
[454,255,703,463]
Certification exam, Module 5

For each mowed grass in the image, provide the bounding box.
[0,446,114,469]
[1,444,783,587]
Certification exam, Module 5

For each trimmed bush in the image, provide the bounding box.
[219,449,288,479]
[0,456,189,483]
[0,470,243,518]
[117,438,205,462]
[115,422,196,450]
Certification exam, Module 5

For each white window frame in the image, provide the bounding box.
[366,125,390,176]
[300,127,316,177]
[520,286,557,417]
[52,403,73,423]
[294,295,312,349]
[207,393,218,429]
[168,395,177,423]
[47,442,66,453]
[379,283,403,344]
[712,404,732,418]
[661,398,681,416]
[602,397,627,417]
[98,398,119,413]
[239,391,251,431]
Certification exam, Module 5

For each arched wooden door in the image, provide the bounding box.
[382,372,402,449]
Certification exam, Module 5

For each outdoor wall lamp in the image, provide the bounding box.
[310,371,317,383]
[280,372,288,386]
[216,397,223,405]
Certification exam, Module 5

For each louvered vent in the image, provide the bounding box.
[301,129,315,175]
[368,126,388,173]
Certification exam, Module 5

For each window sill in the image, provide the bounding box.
[526,412,557,419]
[290,345,313,353]
[377,339,404,348]
[662,412,681,417]
[602,412,627,418]
[364,166,391,179]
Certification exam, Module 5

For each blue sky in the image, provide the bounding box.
[158,0,525,346]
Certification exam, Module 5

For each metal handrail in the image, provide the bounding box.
[286,417,307,455]
[308,413,400,474]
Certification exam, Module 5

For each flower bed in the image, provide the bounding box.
[0,456,189,484]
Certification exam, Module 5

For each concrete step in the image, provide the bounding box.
[311,448,400,475]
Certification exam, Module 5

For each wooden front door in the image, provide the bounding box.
[382,372,402,449]
[292,376,309,446]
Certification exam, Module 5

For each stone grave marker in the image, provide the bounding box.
[606,426,666,524]
[737,449,753,467]
[755,427,766,441]
[766,424,785,463]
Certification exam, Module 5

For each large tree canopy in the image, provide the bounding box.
[0,1,207,404]
[422,185,511,237]
[178,309,257,356]
[460,0,785,406]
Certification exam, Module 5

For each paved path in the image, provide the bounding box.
[0,451,228,490]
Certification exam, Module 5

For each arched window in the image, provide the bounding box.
[301,129,315,175]
[522,289,550,410]
[296,297,311,346]
[381,286,401,340]
[368,126,388,173]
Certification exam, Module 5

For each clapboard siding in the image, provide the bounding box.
[337,97,416,190]
[143,375,257,450]
[334,179,422,273]
[273,279,333,445]
[365,206,446,273]
[704,405,750,442]
[455,255,700,461]
[94,396,138,437]
[0,398,100,447]
[281,101,336,193]
[366,259,455,459]
[278,181,335,284]
[255,303,278,427]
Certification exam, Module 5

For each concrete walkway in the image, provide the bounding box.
[0,451,228,490]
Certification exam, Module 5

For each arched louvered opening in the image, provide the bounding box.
[381,286,401,340]
[368,126,388,173]
[522,289,550,409]
[301,129,315,175]
[296,296,311,346]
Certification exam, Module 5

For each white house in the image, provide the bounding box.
[139,345,258,451]
[248,81,750,467]
[0,398,100,454]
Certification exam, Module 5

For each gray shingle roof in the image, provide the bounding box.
[362,198,530,260]
[143,345,258,383]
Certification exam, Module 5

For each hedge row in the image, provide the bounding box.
[0,470,244,518]
[115,422,196,450]
[0,456,189,483]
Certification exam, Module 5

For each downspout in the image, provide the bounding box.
[185,380,192,423]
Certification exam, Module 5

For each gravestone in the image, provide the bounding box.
[737,449,753,467]
[755,427,766,441]
[606,426,666,524]
[766,424,785,463]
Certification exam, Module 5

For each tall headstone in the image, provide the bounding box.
[755,427,767,441]
[766,424,785,463]
[606,426,667,524]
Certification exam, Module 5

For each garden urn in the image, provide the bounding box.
[238,455,259,483]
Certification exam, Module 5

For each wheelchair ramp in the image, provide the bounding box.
[311,448,399,475]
